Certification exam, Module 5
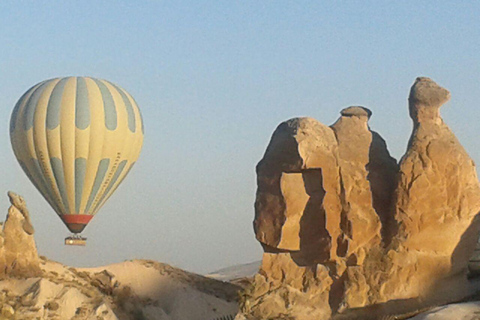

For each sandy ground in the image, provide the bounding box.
[0,257,240,320]
[80,260,239,320]
[410,302,480,319]
[3,257,480,319]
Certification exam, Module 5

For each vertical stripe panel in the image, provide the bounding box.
[90,80,130,215]
[78,78,106,214]
[20,159,62,215]
[46,126,65,212]
[75,77,90,130]
[32,78,67,215]
[10,82,44,166]
[91,160,127,214]
[10,83,53,213]
[128,99,145,168]
[93,79,117,130]
[109,82,136,132]
[10,89,32,134]
[46,78,69,130]
[128,94,144,134]
[85,158,110,214]
[32,159,58,209]
[11,83,41,138]
[60,78,77,213]
[93,161,135,215]
[74,77,91,212]
[34,159,64,215]
[75,158,87,213]
[50,157,70,214]
[24,82,50,130]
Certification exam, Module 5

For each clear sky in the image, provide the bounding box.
[0,1,479,274]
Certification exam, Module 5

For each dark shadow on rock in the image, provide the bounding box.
[254,121,304,248]
[451,213,480,278]
[290,168,330,266]
[336,172,351,258]
[326,263,348,314]
[261,243,292,254]
[366,131,398,246]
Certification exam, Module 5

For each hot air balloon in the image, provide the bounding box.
[10,77,144,245]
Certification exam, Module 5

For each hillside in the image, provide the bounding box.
[0,257,239,320]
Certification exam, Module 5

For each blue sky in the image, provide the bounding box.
[0,1,479,273]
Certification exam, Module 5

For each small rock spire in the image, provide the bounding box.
[340,106,372,119]
[408,77,450,123]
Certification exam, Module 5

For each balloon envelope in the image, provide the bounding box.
[10,77,144,233]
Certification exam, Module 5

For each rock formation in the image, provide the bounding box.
[384,77,480,302]
[0,192,41,279]
[254,117,342,263]
[241,77,480,319]
[332,107,384,259]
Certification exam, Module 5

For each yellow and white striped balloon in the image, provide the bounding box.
[10,77,144,233]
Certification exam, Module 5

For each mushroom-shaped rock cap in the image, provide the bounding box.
[409,77,451,109]
[340,106,372,119]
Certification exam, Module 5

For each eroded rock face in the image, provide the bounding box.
[0,192,41,278]
[331,106,382,261]
[254,117,342,264]
[249,108,399,319]
[242,77,480,320]
[385,77,480,301]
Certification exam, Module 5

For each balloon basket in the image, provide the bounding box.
[65,235,87,246]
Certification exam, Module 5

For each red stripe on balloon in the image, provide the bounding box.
[61,214,93,224]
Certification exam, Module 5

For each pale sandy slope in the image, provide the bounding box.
[206,261,260,282]
[410,302,480,320]
[0,257,239,320]
[7,257,480,319]
[80,260,239,320]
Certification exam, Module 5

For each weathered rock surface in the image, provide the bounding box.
[254,117,342,264]
[249,107,398,319]
[242,77,480,319]
[384,77,480,302]
[332,106,380,260]
[0,192,41,279]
